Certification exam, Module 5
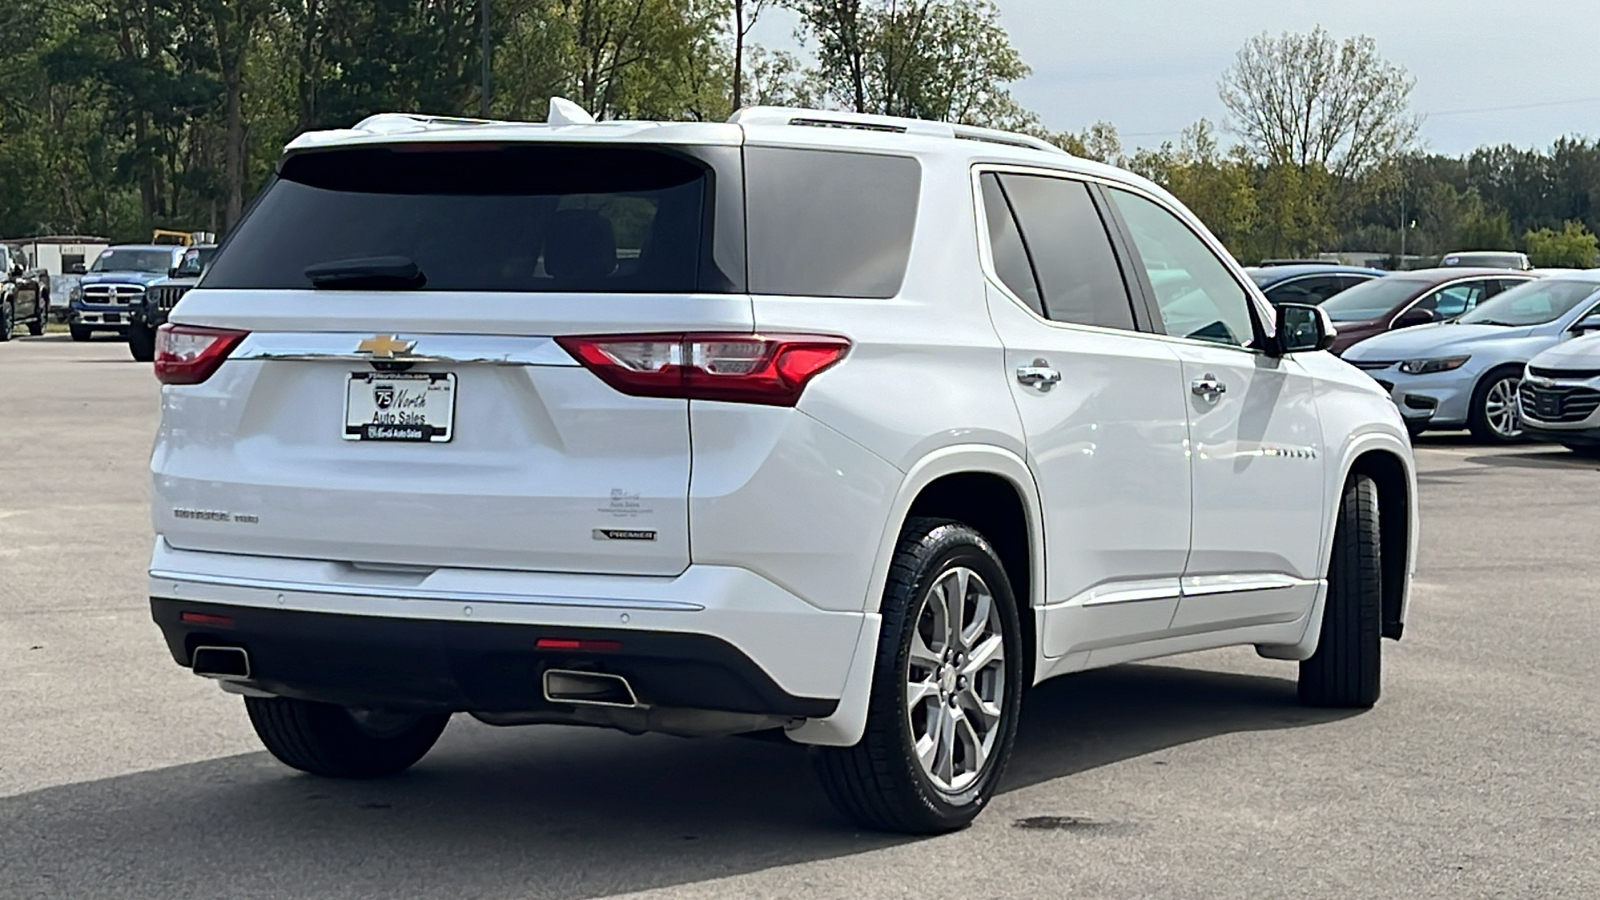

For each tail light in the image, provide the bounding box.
[557,333,850,406]
[154,324,248,385]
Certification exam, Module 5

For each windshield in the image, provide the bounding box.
[1443,252,1526,269]
[90,248,173,273]
[175,247,216,277]
[1457,279,1600,327]
[1317,277,1429,322]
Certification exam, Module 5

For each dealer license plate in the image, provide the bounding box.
[344,372,456,442]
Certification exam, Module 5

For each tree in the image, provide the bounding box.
[1219,27,1417,179]
[730,0,775,112]
[788,0,1032,129]
[1525,221,1599,268]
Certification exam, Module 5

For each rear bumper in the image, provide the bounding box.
[151,599,836,718]
[147,542,864,718]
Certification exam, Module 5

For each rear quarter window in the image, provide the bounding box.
[203,144,721,293]
[743,147,921,299]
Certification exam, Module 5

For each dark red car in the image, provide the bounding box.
[1321,267,1537,355]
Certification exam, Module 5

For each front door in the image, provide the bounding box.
[1104,186,1326,631]
[977,171,1193,662]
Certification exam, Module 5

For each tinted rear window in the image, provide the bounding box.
[204,145,712,292]
[744,147,920,298]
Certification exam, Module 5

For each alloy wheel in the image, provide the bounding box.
[905,565,1007,795]
[1484,376,1523,439]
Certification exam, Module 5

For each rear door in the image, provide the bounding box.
[979,171,1193,659]
[154,141,747,576]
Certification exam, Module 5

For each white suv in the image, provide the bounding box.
[148,104,1417,834]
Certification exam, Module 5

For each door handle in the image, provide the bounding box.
[1191,375,1227,399]
[1016,359,1062,391]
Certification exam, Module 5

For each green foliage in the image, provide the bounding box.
[1,9,1597,277]
[1525,221,1599,268]
[788,0,1033,129]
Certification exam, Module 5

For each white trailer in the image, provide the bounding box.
[4,235,111,313]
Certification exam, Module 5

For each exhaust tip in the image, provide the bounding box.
[192,645,251,680]
[543,669,640,708]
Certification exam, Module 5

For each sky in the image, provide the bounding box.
[748,0,1600,157]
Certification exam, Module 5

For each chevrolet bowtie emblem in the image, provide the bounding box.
[356,335,416,359]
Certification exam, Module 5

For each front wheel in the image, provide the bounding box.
[244,696,449,779]
[1299,475,1382,708]
[0,301,13,342]
[812,518,1023,834]
[128,322,155,362]
[68,324,91,342]
[1468,369,1523,442]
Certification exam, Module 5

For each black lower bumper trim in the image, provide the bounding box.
[1523,424,1600,447]
[151,599,837,719]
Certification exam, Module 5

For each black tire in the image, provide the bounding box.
[244,696,449,779]
[128,322,155,362]
[812,518,1023,834]
[1404,421,1427,440]
[26,296,45,336]
[68,324,91,342]
[1299,475,1382,708]
[1467,367,1524,443]
[0,301,13,342]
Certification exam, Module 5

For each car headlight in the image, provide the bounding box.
[69,286,82,302]
[1398,356,1470,375]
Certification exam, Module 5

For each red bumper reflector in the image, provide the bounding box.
[536,638,622,652]
[180,611,235,627]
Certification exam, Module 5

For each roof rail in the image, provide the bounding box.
[351,113,505,134]
[949,123,1067,155]
[729,106,1067,155]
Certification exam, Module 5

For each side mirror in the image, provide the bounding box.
[1274,303,1336,354]
[1393,308,1436,329]
[8,264,21,278]
[1572,314,1600,334]
[69,263,86,275]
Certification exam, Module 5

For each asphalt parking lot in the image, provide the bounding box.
[2,335,1597,899]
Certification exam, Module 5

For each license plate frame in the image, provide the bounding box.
[343,372,456,442]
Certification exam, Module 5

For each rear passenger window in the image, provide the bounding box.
[745,147,921,298]
[995,174,1136,331]
[979,173,1043,315]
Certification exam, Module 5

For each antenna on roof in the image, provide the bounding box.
[547,97,596,126]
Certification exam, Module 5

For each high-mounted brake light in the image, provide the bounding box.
[154,324,248,385]
[556,333,850,406]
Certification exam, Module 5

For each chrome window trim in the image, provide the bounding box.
[970,163,1278,357]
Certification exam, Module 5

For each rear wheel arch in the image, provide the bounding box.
[884,456,1040,687]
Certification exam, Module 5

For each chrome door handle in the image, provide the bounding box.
[1016,359,1062,391]
[1191,375,1227,399]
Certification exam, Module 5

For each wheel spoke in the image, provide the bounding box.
[952,706,987,777]
[937,704,957,785]
[955,681,1001,729]
[944,569,967,648]
[905,678,939,709]
[962,633,1003,677]
[961,583,992,649]
[909,628,941,670]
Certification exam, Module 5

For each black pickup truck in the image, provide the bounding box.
[129,244,215,361]
[1,245,49,340]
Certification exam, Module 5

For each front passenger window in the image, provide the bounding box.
[1108,188,1257,348]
